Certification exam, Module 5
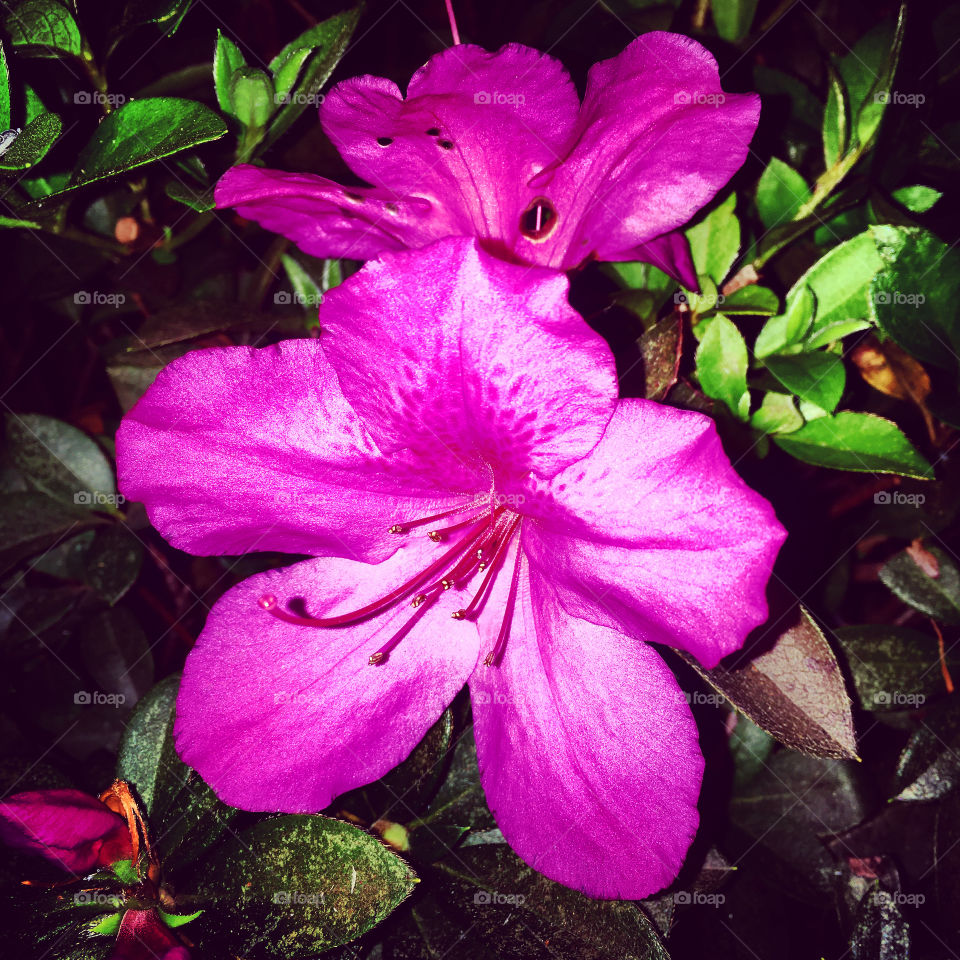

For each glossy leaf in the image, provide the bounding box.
[834,624,960,711]
[69,98,227,191]
[891,185,941,213]
[0,492,102,574]
[711,0,759,42]
[689,606,858,759]
[893,699,960,801]
[213,30,246,114]
[192,814,416,956]
[823,66,847,168]
[879,545,960,624]
[0,40,10,129]
[750,391,803,434]
[4,1,82,58]
[774,412,933,478]
[754,285,815,358]
[4,413,116,507]
[0,112,61,172]
[765,352,845,413]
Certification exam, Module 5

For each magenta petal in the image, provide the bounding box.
[175,544,481,811]
[215,165,455,260]
[321,44,579,249]
[628,230,700,291]
[319,238,617,483]
[111,909,189,960]
[117,339,465,562]
[471,562,703,898]
[536,32,759,267]
[0,789,131,874]
[524,399,785,667]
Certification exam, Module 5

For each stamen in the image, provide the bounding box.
[520,197,558,241]
[259,517,490,628]
[452,517,520,621]
[443,0,461,45]
[484,532,523,666]
[427,504,503,544]
[369,596,435,665]
[389,501,484,535]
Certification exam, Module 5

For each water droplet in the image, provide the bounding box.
[377,136,393,147]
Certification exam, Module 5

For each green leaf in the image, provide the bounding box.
[685,192,739,286]
[606,259,674,293]
[164,180,214,212]
[765,352,845,413]
[0,214,41,228]
[834,624,960,711]
[158,908,203,928]
[687,606,858,759]
[729,712,774,789]
[878,545,960,624]
[4,0,82,58]
[750,391,803,434]
[786,230,883,338]
[0,492,101,574]
[711,0,759,42]
[754,284,815,358]
[871,225,960,371]
[756,157,811,229]
[0,111,61,172]
[720,285,780,316]
[848,7,905,149]
[68,98,227,191]
[803,318,872,350]
[262,7,362,151]
[774,412,933,478]
[4,413,116,507]
[116,676,238,871]
[695,313,749,419]
[891,185,942,213]
[0,40,10,129]
[228,67,274,129]
[83,525,143,604]
[119,0,194,37]
[823,66,847,168]
[212,30,246,114]
[193,815,417,956]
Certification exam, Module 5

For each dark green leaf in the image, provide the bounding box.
[878,545,960,624]
[262,7,362,151]
[774,412,933,478]
[119,0,194,36]
[0,111,61,172]
[433,843,669,960]
[689,606,858,759]
[4,412,116,506]
[892,698,960,801]
[871,225,960,372]
[84,525,143,604]
[835,624,960,711]
[68,98,227,191]
[164,179,215,211]
[765,352,845,413]
[79,607,153,707]
[193,814,416,956]
[729,712,774,788]
[0,492,101,574]
[711,0,759,42]
[116,676,238,872]
[4,0,82,58]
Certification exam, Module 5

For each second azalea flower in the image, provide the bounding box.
[116,237,784,898]
[216,32,759,287]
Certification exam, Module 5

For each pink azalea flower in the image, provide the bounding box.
[116,238,784,898]
[215,33,759,288]
[0,788,133,874]
[111,909,190,960]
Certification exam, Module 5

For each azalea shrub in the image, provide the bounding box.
[0,0,958,958]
